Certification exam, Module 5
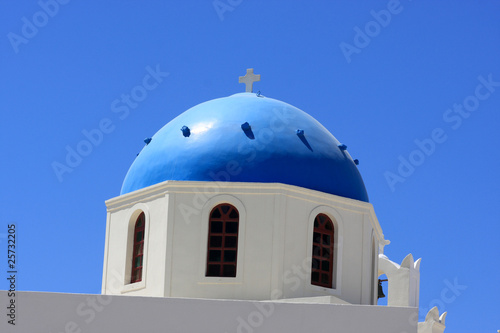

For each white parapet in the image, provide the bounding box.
[378,253,421,308]
[418,306,447,333]
[1,290,419,333]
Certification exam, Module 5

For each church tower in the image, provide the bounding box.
[101,69,398,306]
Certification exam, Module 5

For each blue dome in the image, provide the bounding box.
[121,93,369,202]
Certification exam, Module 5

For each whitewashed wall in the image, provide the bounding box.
[102,181,387,305]
[0,291,417,333]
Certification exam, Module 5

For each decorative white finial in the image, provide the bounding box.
[239,68,260,92]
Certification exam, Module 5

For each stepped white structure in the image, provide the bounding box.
[2,70,447,333]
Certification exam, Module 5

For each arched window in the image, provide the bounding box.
[371,235,377,304]
[311,213,335,288]
[131,212,145,283]
[206,204,239,277]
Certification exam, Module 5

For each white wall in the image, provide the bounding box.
[102,181,387,305]
[0,291,417,333]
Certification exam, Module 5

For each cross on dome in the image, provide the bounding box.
[239,68,261,92]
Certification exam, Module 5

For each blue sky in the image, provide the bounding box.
[1,1,499,332]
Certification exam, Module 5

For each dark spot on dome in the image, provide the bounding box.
[241,122,255,140]
[181,126,190,137]
[296,129,313,152]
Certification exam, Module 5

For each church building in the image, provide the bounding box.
[2,69,448,333]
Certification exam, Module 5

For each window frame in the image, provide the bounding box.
[205,203,240,278]
[199,195,246,284]
[306,207,343,294]
[131,212,145,283]
[311,213,335,288]
[121,205,150,293]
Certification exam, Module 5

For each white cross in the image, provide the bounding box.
[239,68,261,92]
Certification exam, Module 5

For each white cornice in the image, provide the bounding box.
[106,180,375,212]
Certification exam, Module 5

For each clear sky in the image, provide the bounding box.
[1,1,499,332]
